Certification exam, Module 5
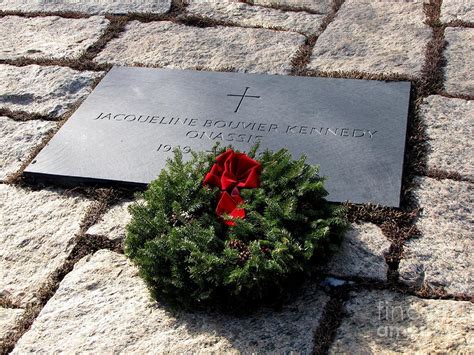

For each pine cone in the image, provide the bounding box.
[229,239,245,251]
[229,240,251,265]
[238,249,251,265]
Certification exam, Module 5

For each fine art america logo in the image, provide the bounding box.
[376,300,466,339]
[93,112,379,145]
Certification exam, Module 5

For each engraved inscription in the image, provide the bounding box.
[93,112,379,152]
[227,87,261,113]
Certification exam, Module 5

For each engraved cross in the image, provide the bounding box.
[227,87,260,113]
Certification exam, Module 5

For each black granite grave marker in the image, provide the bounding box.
[25,66,410,207]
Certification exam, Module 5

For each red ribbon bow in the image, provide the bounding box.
[204,149,261,226]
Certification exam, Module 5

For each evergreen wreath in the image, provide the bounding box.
[125,146,348,309]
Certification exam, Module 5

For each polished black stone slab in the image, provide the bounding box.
[25,66,411,207]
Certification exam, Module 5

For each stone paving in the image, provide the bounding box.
[443,27,474,96]
[440,0,474,23]
[0,0,172,14]
[250,0,333,14]
[185,1,326,35]
[0,309,23,341]
[12,250,329,353]
[399,177,473,297]
[419,95,473,178]
[0,117,56,181]
[94,21,306,74]
[0,65,102,117]
[307,0,432,77]
[0,0,473,353]
[329,290,473,353]
[0,16,109,60]
[0,185,92,307]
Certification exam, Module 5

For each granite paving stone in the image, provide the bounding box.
[440,0,474,23]
[94,21,306,74]
[0,308,24,340]
[419,95,473,179]
[86,200,134,242]
[0,64,102,117]
[185,1,325,35]
[329,290,474,353]
[0,117,56,181]
[399,177,473,296]
[0,0,171,14]
[13,250,329,353]
[0,185,91,307]
[0,16,109,60]
[443,28,474,96]
[308,0,432,77]
[324,222,390,282]
[248,0,333,13]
